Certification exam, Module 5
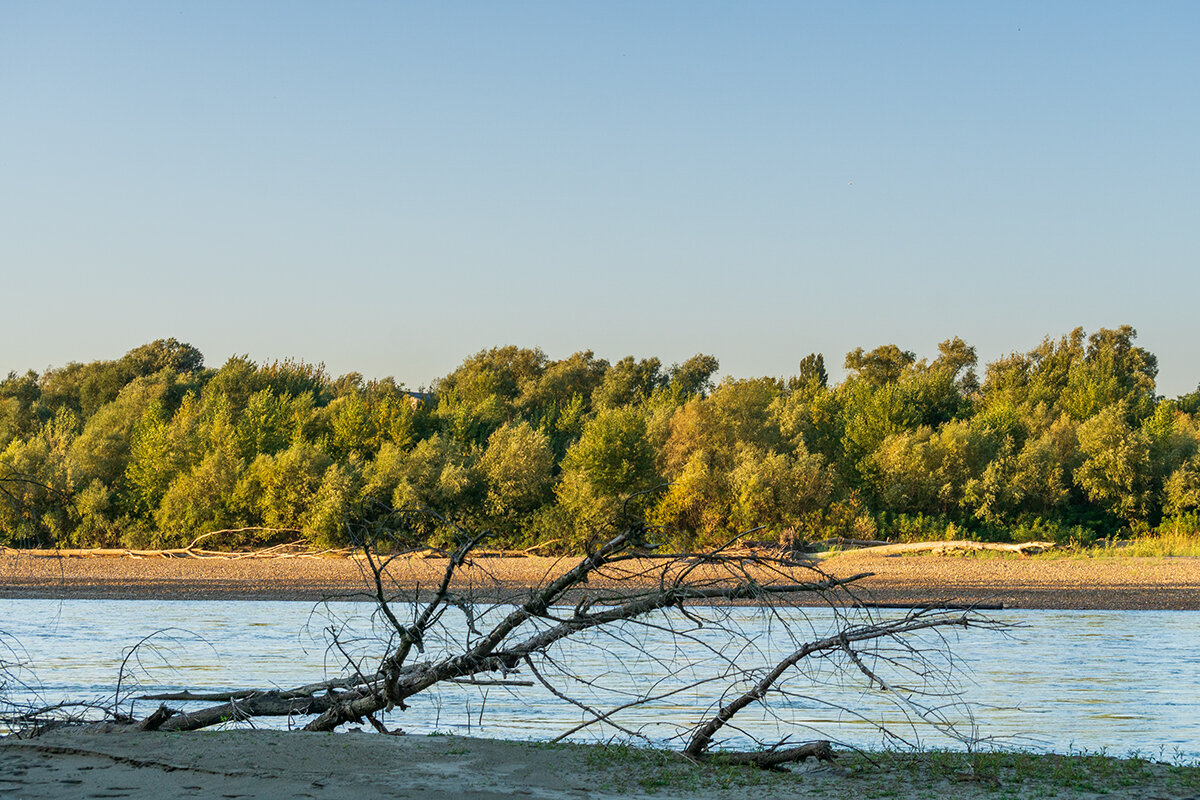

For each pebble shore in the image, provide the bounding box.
[3,550,1198,609]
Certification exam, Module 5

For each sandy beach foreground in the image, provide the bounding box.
[2,728,1197,800]
[2,549,1199,609]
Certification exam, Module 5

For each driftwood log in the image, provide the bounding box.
[0,529,351,560]
[819,539,1057,557]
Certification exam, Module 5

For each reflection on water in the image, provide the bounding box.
[1,599,1198,758]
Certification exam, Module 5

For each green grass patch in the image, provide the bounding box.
[579,742,1200,798]
[1089,529,1200,558]
[846,749,1200,797]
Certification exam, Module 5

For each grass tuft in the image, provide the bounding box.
[580,742,1200,798]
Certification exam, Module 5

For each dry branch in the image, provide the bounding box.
[136,704,176,731]
[1,528,355,560]
[822,540,1056,557]
[683,610,999,757]
[704,740,836,769]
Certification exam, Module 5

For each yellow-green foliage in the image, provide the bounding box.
[2,328,1199,551]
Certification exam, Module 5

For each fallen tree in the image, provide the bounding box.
[0,528,352,560]
[7,508,1007,767]
[818,540,1058,557]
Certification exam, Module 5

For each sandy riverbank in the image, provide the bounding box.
[2,728,1195,800]
[2,550,1199,609]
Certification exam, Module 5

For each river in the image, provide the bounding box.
[1,599,1197,759]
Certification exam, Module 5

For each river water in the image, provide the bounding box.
[1,599,1197,759]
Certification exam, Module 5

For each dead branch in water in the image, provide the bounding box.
[11,504,1009,769]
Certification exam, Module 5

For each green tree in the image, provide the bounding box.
[663,378,783,469]
[121,338,205,375]
[0,408,78,545]
[789,353,827,391]
[871,420,993,517]
[518,350,607,417]
[1164,456,1200,517]
[1140,403,1199,518]
[124,401,176,516]
[844,344,915,387]
[304,461,362,547]
[233,389,315,461]
[203,356,261,416]
[517,350,608,453]
[558,407,658,531]
[981,329,1083,411]
[236,441,334,534]
[839,380,923,478]
[367,380,420,449]
[359,442,409,507]
[667,354,720,401]
[479,421,555,522]
[391,434,486,525]
[932,337,979,395]
[0,370,43,449]
[35,339,203,421]
[650,450,728,545]
[67,373,181,522]
[433,346,547,444]
[1060,326,1158,421]
[153,444,246,548]
[257,359,331,403]
[1175,385,1200,416]
[729,444,832,537]
[326,393,374,460]
[1075,402,1152,525]
[967,414,1078,526]
[592,356,665,409]
[770,382,845,464]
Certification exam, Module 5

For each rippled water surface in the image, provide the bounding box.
[1,599,1197,758]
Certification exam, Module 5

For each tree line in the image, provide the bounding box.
[2,327,1198,551]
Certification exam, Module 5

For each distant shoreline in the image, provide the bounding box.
[2,550,1198,610]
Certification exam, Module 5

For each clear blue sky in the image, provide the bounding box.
[2,2,1197,394]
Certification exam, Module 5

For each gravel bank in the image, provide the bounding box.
[2,550,1199,609]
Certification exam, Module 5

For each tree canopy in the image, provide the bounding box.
[2,328,1196,551]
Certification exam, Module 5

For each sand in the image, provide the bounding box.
[0,729,626,800]
[2,549,1199,609]
[1,728,1194,800]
